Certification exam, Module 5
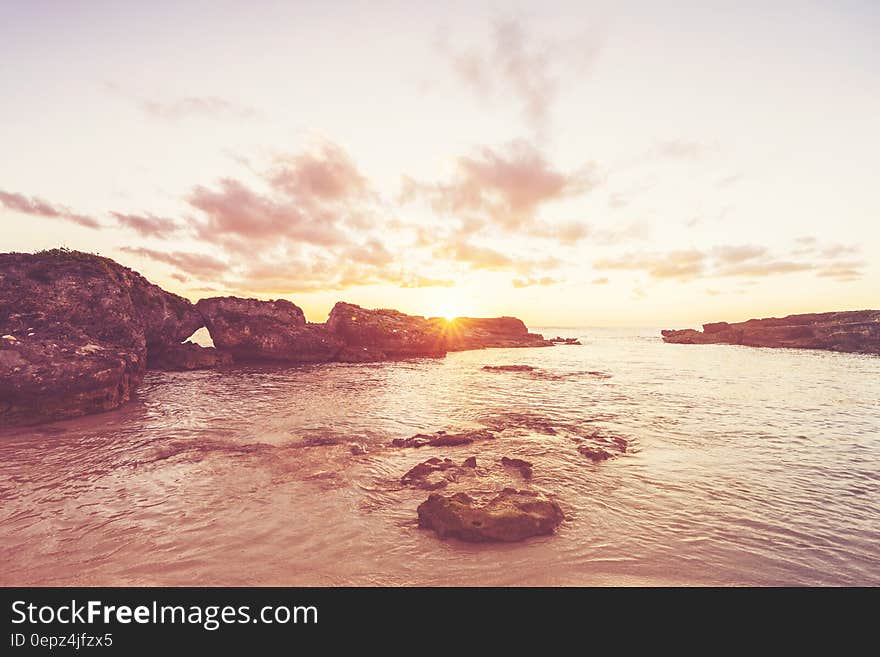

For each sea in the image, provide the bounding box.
[1,327,878,586]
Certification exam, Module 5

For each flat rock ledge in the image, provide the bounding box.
[417,488,565,542]
[661,310,880,355]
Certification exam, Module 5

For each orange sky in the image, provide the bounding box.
[1,2,877,326]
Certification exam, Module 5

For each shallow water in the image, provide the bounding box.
[1,327,878,586]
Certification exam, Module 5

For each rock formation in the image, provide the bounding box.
[439,316,553,351]
[417,488,565,542]
[196,297,343,362]
[1,250,557,426]
[661,310,880,355]
[326,302,446,361]
[0,249,202,426]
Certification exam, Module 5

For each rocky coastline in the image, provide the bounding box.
[0,250,554,427]
[661,310,880,355]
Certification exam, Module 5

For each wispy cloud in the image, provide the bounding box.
[141,96,258,121]
[401,140,596,233]
[105,82,258,121]
[118,247,229,278]
[440,17,601,134]
[654,139,717,160]
[111,212,180,238]
[595,249,707,280]
[0,190,101,229]
[512,276,558,288]
[595,242,865,282]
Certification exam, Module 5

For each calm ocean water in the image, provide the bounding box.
[1,327,878,586]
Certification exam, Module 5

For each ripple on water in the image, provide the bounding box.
[1,327,878,586]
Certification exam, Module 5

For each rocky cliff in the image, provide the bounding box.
[661,310,880,354]
[0,249,204,425]
[1,250,553,426]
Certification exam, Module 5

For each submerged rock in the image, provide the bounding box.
[417,488,565,542]
[401,456,478,490]
[550,336,582,345]
[500,456,534,479]
[0,249,202,426]
[482,364,536,372]
[661,310,880,355]
[148,342,233,371]
[391,429,496,448]
[577,445,615,462]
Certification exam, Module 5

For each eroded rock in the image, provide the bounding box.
[0,249,202,426]
[417,488,565,542]
[196,297,343,363]
[501,456,534,479]
[401,456,478,490]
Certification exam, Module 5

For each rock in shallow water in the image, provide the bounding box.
[417,488,565,542]
[148,342,233,371]
[0,249,202,426]
[391,429,495,448]
[401,456,478,490]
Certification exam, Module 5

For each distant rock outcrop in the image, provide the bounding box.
[440,316,553,351]
[661,310,880,355]
[0,249,203,425]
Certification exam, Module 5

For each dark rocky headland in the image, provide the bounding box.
[661,310,880,354]
[0,250,553,426]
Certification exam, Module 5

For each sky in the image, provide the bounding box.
[1,0,878,327]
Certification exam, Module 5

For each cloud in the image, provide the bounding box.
[344,239,394,266]
[712,244,767,265]
[402,140,596,232]
[433,240,515,270]
[186,141,375,253]
[0,190,100,229]
[111,212,179,238]
[399,275,455,289]
[441,17,600,133]
[815,262,865,282]
[534,220,591,244]
[655,139,716,160]
[118,247,229,279]
[595,241,865,282]
[819,244,859,259]
[268,142,370,203]
[512,276,557,288]
[140,96,258,121]
[717,260,813,277]
[595,249,707,280]
[187,178,347,251]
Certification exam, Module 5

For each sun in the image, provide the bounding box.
[429,303,462,322]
